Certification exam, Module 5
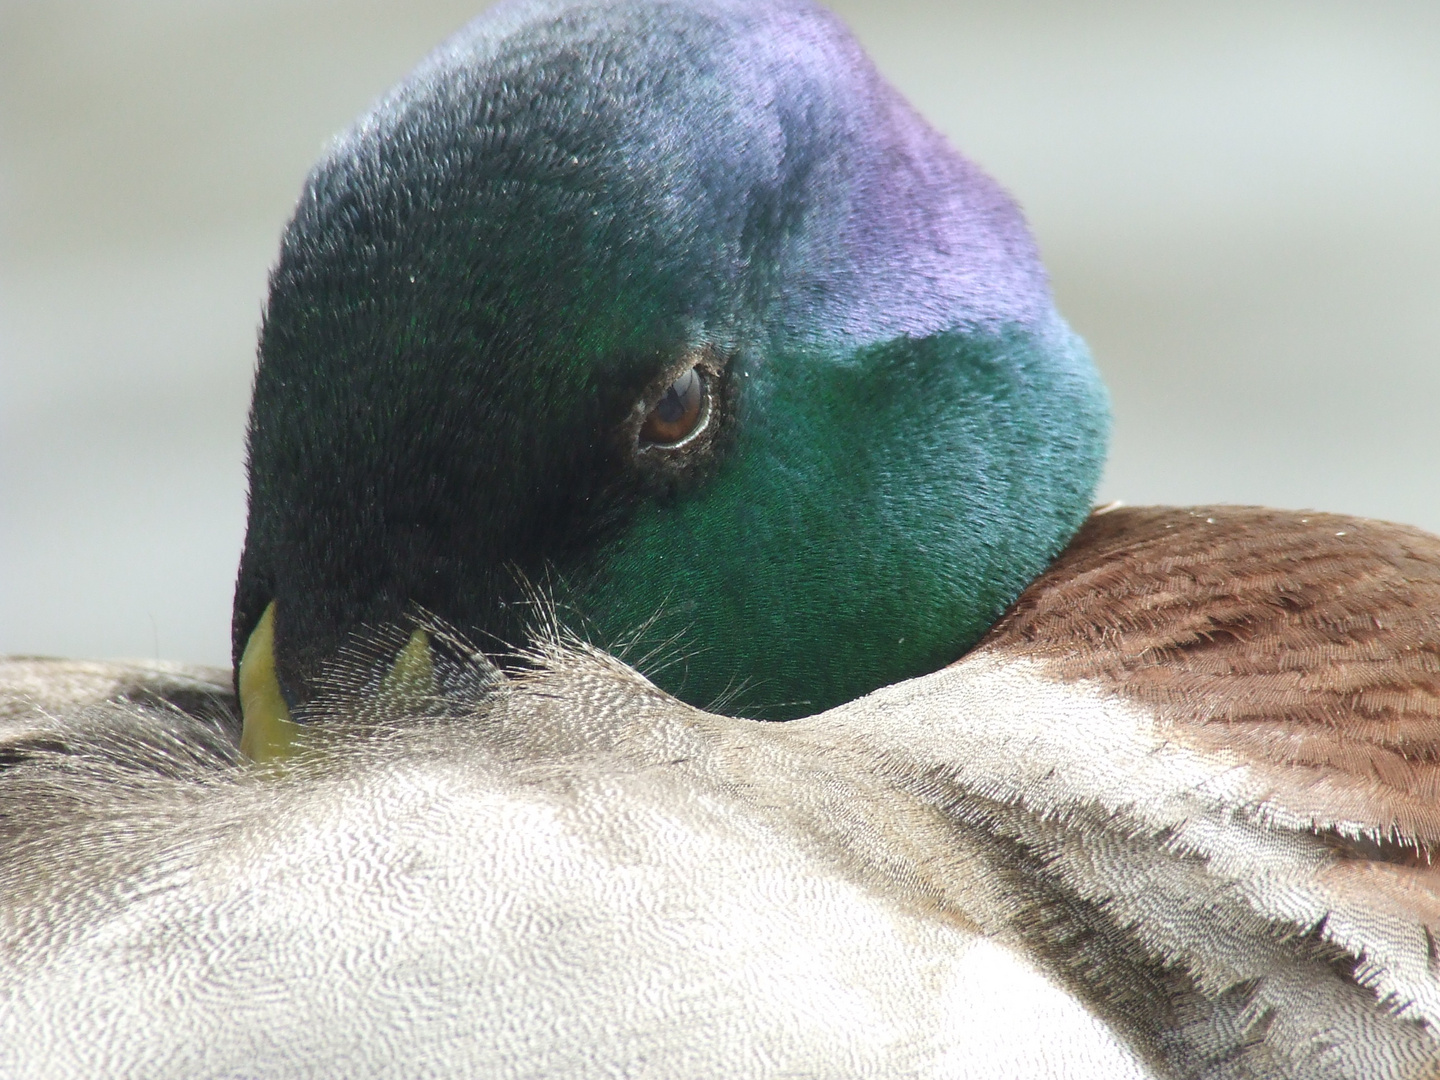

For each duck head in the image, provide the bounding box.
[233,0,1110,746]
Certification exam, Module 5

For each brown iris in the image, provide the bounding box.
[640,365,705,446]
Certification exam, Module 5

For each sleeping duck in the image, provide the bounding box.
[5,0,1440,1077]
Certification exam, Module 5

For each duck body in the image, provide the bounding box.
[7,507,1440,1077]
[0,651,1149,1080]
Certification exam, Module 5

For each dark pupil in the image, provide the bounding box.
[657,368,697,423]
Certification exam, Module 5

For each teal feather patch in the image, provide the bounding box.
[584,322,1109,718]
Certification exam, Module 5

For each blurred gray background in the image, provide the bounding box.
[3,0,1438,667]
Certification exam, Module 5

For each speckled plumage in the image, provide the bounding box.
[7,507,1440,1076]
[1,643,1154,1079]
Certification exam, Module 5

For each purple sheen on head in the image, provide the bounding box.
[321,0,1056,355]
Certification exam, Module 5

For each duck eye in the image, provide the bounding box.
[640,365,706,446]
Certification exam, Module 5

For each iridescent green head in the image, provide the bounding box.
[234,0,1110,732]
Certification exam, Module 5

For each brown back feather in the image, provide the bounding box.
[979,503,1440,847]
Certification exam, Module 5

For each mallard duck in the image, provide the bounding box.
[5,1,1440,1077]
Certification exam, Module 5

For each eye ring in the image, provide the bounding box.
[639,363,710,449]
